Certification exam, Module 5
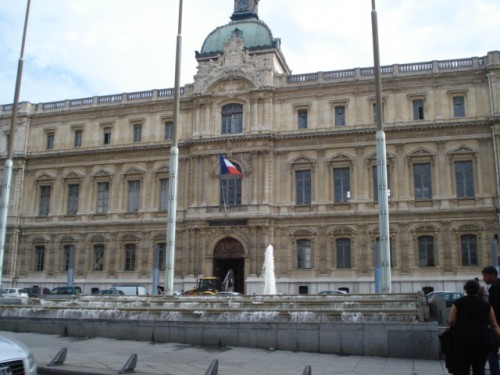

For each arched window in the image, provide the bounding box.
[221,103,243,134]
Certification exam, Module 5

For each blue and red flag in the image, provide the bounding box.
[219,154,242,177]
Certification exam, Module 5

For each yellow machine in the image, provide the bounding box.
[182,277,220,295]
[182,270,234,296]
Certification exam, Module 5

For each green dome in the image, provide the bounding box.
[200,19,275,56]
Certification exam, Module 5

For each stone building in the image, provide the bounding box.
[1,0,500,294]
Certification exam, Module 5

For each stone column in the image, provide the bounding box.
[441,221,454,272]
[107,233,119,277]
[317,226,328,275]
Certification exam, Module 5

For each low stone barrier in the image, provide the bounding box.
[0,317,440,359]
[0,293,441,359]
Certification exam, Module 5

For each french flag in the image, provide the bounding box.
[219,154,243,177]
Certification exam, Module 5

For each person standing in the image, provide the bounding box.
[449,279,500,375]
[482,266,500,375]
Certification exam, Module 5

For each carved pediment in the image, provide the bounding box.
[64,172,83,180]
[153,233,166,241]
[93,169,113,178]
[407,148,434,157]
[456,224,482,232]
[36,173,55,182]
[207,77,255,96]
[60,236,76,243]
[121,234,139,242]
[448,145,476,155]
[90,235,107,242]
[414,225,437,233]
[31,236,48,243]
[124,167,145,175]
[331,227,355,236]
[290,156,315,166]
[156,165,169,174]
[292,229,314,237]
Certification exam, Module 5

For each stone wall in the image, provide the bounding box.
[0,317,441,360]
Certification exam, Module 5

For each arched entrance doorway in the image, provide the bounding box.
[213,237,245,293]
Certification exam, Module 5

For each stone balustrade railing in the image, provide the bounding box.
[0,53,495,115]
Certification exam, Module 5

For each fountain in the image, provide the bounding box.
[0,290,439,359]
[262,244,277,295]
[0,292,439,359]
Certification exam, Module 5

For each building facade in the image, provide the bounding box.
[1,1,500,294]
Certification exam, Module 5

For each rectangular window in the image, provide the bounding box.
[93,244,104,271]
[221,104,243,134]
[297,239,311,269]
[124,244,136,271]
[297,109,308,129]
[96,182,109,213]
[164,121,173,140]
[295,170,311,205]
[39,186,51,216]
[103,128,112,145]
[67,184,80,215]
[46,133,54,150]
[127,180,140,212]
[63,244,75,271]
[333,167,350,203]
[133,125,142,143]
[453,96,465,117]
[35,246,45,271]
[413,163,432,200]
[455,160,474,198]
[418,236,435,267]
[461,234,477,266]
[74,130,82,148]
[220,176,242,206]
[372,165,391,202]
[335,106,346,126]
[412,99,425,120]
[336,238,351,269]
[159,178,169,211]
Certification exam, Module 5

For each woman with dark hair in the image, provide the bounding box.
[449,279,500,375]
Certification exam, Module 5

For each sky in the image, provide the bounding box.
[0,0,499,105]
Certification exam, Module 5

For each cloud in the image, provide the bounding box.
[0,0,499,104]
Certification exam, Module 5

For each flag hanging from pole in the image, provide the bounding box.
[219,154,243,177]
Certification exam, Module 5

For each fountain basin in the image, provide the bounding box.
[0,293,439,359]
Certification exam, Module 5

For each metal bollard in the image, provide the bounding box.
[118,353,137,374]
[204,359,218,375]
[47,347,67,366]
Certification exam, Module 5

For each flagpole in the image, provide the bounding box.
[164,0,183,296]
[0,0,31,289]
[371,0,391,293]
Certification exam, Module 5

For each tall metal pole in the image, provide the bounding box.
[164,0,183,295]
[371,0,391,293]
[0,0,31,289]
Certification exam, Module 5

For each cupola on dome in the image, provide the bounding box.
[199,19,277,58]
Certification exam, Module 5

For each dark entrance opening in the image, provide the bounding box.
[214,258,244,293]
[213,237,245,294]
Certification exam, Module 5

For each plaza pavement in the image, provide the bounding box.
[1,330,452,375]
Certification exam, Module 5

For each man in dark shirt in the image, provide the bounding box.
[482,266,500,375]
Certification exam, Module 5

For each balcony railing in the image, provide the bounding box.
[287,56,487,84]
[0,54,491,115]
